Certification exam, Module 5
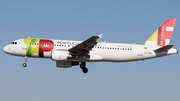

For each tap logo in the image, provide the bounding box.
[24,39,54,57]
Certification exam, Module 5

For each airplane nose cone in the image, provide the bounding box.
[3,46,8,53]
[3,45,12,54]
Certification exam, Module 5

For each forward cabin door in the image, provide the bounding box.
[137,46,143,56]
[22,43,27,49]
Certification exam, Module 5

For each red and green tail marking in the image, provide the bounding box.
[141,19,176,47]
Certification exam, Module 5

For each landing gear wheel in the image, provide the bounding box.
[82,67,88,73]
[23,56,28,67]
[23,63,27,67]
[80,62,88,73]
[80,63,85,69]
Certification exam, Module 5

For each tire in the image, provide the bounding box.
[23,63,27,67]
[80,63,85,68]
[82,68,88,73]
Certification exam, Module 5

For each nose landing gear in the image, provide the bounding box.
[80,62,88,73]
[23,56,28,67]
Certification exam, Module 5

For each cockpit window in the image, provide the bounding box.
[11,42,17,44]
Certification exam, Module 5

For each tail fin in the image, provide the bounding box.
[141,19,176,47]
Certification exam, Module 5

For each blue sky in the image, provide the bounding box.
[1,0,180,101]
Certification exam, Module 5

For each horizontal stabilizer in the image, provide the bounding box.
[154,45,174,52]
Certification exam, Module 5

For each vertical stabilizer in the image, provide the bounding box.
[141,19,176,47]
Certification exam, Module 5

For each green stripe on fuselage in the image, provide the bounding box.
[23,39,40,56]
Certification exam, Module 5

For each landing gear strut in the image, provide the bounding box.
[23,56,28,67]
[80,62,88,73]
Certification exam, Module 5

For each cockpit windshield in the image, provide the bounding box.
[11,42,17,44]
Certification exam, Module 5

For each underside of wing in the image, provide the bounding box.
[69,34,103,52]
[68,34,103,61]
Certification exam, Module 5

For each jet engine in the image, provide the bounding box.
[56,61,79,68]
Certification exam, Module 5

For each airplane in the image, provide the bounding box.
[3,19,178,73]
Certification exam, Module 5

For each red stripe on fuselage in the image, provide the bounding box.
[39,39,54,57]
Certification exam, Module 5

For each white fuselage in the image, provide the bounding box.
[3,39,178,62]
[3,19,177,73]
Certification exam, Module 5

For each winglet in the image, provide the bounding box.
[98,33,103,38]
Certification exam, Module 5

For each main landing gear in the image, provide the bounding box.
[80,62,88,73]
[23,56,28,67]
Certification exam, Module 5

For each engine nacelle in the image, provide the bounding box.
[56,61,79,68]
[51,51,70,61]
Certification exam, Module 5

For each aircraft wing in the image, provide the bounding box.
[68,34,103,55]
